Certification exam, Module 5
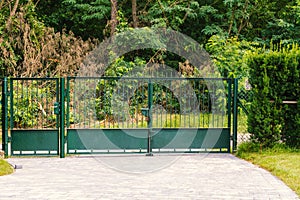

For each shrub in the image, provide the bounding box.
[247,44,300,148]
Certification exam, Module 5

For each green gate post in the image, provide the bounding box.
[146,80,153,156]
[227,79,232,153]
[60,78,65,158]
[2,78,9,157]
[233,78,238,152]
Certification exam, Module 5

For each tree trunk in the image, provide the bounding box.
[110,0,118,36]
[132,0,138,28]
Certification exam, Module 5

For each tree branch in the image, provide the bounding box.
[6,0,19,31]
[132,0,138,28]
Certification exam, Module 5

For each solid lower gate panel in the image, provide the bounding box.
[151,128,230,153]
[67,129,149,154]
[11,130,59,156]
[66,128,230,154]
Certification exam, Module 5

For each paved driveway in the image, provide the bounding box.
[0,154,298,200]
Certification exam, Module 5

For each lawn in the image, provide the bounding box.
[237,145,300,197]
[0,159,14,176]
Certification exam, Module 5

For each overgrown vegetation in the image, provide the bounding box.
[2,0,300,78]
[236,142,300,197]
[247,45,300,148]
[0,1,299,151]
[0,1,97,77]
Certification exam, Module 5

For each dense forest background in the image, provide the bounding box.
[1,0,300,78]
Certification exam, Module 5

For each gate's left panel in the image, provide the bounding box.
[9,78,60,156]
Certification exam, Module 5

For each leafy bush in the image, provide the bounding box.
[247,44,300,148]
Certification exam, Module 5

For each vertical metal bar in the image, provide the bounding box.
[30,81,34,128]
[66,78,70,128]
[211,82,215,128]
[2,78,9,157]
[233,78,238,152]
[227,79,232,153]
[9,79,14,130]
[26,80,29,129]
[60,78,65,158]
[73,78,77,129]
[147,79,153,155]
[202,81,205,127]
[93,79,97,128]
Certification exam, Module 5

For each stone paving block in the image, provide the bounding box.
[0,154,298,199]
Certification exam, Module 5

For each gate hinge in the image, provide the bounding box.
[54,102,60,115]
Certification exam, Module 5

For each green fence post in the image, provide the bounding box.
[66,77,70,128]
[233,78,238,152]
[146,79,153,156]
[227,79,232,153]
[60,78,65,158]
[2,78,9,157]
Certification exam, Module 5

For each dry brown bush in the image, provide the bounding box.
[0,1,98,78]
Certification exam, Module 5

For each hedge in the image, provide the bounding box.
[247,44,300,148]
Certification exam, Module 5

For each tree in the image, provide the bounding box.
[110,0,118,35]
[0,0,96,77]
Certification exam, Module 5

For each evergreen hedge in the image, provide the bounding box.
[247,45,300,148]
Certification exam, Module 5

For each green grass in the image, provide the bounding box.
[236,143,300,197]
[0,159,14,176]
[71,113,228,129]
[237,113,248,134]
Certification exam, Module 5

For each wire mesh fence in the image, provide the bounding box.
[237,86,253,145]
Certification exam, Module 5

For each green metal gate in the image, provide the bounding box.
[1,77,238,157]
[7,78,65,157]
[66,77,233,154]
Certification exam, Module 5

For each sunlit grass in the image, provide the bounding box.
[237,113,248,134]
[237,143,300,197]
[0,159,14,176]
[70,113,229,129]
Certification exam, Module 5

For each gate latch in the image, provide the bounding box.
[141,108,149,118]
[54,102,60,115]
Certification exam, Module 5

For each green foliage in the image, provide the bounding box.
[206,35,258,78]
[247,44,300,148]
[95,56,145,120]
[9,81,57,129]
[141,0,199,30]
[236,142,260,157]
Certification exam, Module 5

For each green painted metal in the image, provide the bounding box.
[233,78,238,151]
[227,79,232,145]
[147,80,153,154]
[67,129,148,153]
[66,77,71,128]
[66,128,230,153]
[11,130,59,155]
[1,78,9,157]
[9,79,13,130]
[9,78,60,156]
[60,78,65,158]
[1,76,237,156]
[65,77,233,154]
[151,128,230,152]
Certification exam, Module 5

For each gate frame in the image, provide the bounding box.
[2,77,65,157]
[1,77,239,157]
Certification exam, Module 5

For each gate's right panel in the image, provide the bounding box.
[150,78,231,153]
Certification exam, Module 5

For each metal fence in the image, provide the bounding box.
[235,79,253,145]
[66,77,230,129]
[1,77,241,157]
